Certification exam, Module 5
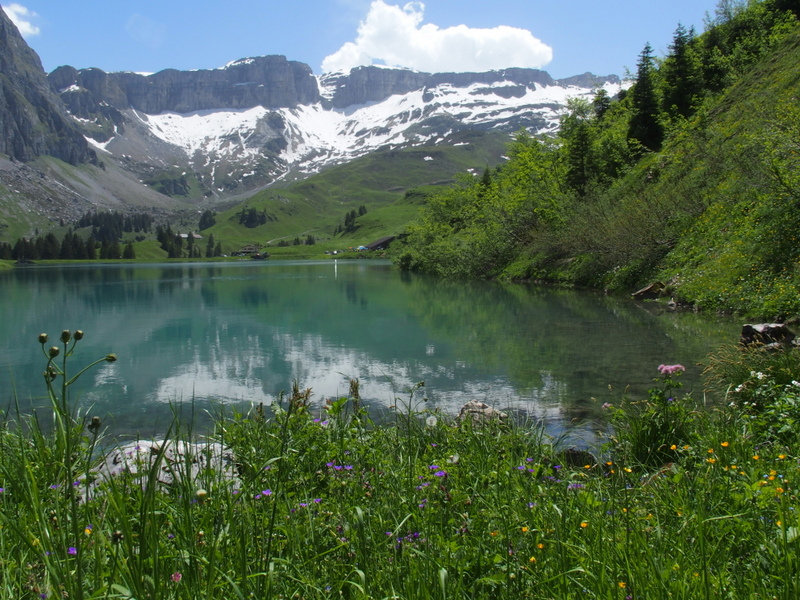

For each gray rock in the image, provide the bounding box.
[90,439,238,496]
[740,323,796,347]
[457,400,508,425]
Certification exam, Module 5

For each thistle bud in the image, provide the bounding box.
[105,354,117,363]
[38,333,48,344]
[73,330,84,341]
[60,330,71,343]
[48,346,60,358]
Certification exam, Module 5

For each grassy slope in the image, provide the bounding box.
[203,133,509,255]
[514,25,800,319]
[655,28,800,317]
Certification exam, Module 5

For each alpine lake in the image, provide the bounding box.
[0,260,741,445]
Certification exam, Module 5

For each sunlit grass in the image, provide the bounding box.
[0,333,798,599]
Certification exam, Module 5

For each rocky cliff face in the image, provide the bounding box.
[0,8,95,165]
[42,56,621,201]
[50,56,321,114]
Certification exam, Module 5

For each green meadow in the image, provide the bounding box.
[0,330,798,599]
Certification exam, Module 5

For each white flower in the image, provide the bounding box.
[425,416,438,428]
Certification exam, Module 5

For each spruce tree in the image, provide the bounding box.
[627,43,664,152]
[661,24,703,119]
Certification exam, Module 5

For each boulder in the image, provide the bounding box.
[88,439,238,498]
[740,323,796,348]
[457,400,508,425]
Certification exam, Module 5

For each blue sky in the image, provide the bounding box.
[3,0,723,78]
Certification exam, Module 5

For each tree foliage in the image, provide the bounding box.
[395,0,800,317]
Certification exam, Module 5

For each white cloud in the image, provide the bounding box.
[322,0,552,74]
[3,3,40,37]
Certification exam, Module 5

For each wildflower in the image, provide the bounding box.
[84,524,93,536]
[580,521,588,528]
[196,489,208,502]
[521,526,529,533]
[537,542,545,549]
[670,444,677,450]
[779,454,787,460]
[601,402,613,409]
[433,470,447,477]
[426,416,437,427]
[567,483,585,490]
[658,364,685,375]
[721,441,729,447]
[618,581,627,588]
[529,556,536,563]
[171,572,182,583]
[776,487,785,494]
[707,458,716,464]
[67,547,77,555]
[490,530,499,537]
[753,455,760,460]
[262,489,272,496]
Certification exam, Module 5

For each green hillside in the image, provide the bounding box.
[395,0,800,320]
[202,131,509,254]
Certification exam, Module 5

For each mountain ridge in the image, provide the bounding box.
[0,2,621,241]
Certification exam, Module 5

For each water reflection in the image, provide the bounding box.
[0,261,740,438]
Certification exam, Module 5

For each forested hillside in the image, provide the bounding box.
[395,0,800,319]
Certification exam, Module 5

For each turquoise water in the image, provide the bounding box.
[0,260,740,440]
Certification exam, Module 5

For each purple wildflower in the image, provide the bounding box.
[658,364,686,375]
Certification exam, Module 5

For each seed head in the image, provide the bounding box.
[48,346,60,358]
[38,333,48,344]
[60,330,71,343]
[73,330,84,341]
[88,416,101,433]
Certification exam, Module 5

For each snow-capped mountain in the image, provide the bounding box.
[49,57,622,199]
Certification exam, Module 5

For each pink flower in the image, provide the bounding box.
[658,364,685,375]
[171,572,182,583]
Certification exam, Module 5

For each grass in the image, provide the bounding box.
[0,332,798,599]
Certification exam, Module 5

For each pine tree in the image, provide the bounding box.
[627,43,664,152]
[661,24,703,119]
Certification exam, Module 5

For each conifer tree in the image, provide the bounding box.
[627,43,664,152]
[661,24,703,119]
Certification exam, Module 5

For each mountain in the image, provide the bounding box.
[47,60,621,199]
[0,8,95,166]
[0,3,620,242]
